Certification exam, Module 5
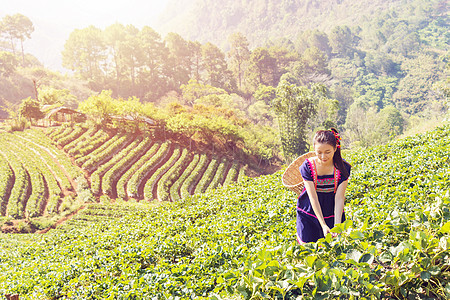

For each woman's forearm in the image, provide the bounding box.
[334,196,344,224]
[334,181,348,225]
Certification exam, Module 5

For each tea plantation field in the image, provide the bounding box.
[0,125,247,231]
[0,125,449,299]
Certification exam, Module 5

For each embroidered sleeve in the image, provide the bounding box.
[300,159,313,181]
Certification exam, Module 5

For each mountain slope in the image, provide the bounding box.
[156,0,411,46]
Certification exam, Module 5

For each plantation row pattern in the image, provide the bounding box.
[46,125,246,202]
[1,125,448,298]
[0,130,83,219]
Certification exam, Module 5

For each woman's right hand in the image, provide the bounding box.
[322,225,337,238]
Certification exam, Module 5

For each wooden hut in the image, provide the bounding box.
[44,106,86,126]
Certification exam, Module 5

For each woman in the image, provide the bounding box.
[296,128,351,244]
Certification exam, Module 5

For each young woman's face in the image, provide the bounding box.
[314,142,336,164]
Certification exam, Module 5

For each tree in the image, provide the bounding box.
[253,84,276,105]
[228,32,250,89]
[393,54,444,114]
[188,41,203,81]
[378,105,404,137]
[248,47,277,88]
[269,45,299,86]
[273,80,325,163]
[38,86,78,107]
[0,14,34,65]
[120,25,142,93]
[138,26,167,100]
[181,79,227,106]
[0,51,19,76]
[62,26,107,81]
[295,30,331,56]
[301,46,329,75]
[329,26,355,58]
[201,42,231,89]
[104,23,128,92]
[19,97,43,124]
[164,32,191,89]
[78,90,117,124]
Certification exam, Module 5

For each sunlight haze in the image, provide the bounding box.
[1,0,170,70]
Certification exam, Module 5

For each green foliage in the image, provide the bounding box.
[94,136,146,196]
[170,153,200,202]
[345,101,406,147]
[0,13,34,63]
[127,142,169,198]
[157,148,191,201]
[19,97,44,123]
[0,51,19,76]
[144,146,181,201]
[38,86,78,107]
[273,81,324,162]
[0,155,14,213]
[115,140,157,200]
[78,90,117,124]
[180,153,209,199]
[0,125,448,298]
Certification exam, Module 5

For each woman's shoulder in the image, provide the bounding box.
[300,157,315,180]
[343,159,352,170]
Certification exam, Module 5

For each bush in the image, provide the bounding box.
[77,189,96,203]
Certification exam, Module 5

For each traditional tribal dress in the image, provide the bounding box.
[296,158,351,243]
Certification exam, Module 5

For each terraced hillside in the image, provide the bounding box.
[0,125,251,231]
[46,124,247,201]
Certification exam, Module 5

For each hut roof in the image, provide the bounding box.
[111,115,156,125]
[45,106,85,119]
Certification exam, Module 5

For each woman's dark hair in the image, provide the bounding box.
[313,128,349,179]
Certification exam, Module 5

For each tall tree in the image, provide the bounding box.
[165,32,191,89]
[62,26,107,81]
[248,47,277,88]
[273,80,326,163]
[104,23,128,92]
[201,42,230,89]
[228,32,250,89]
[329,25,355,58]
[0,14,34,65]
[19,97,43,125]
[0,51,19,76]
[121,25,142,93]
[188,41,202,81]
[138,26,167,100]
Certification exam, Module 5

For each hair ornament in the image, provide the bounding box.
[331,130,341,147]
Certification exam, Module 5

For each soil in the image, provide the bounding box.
[36,205,86,234]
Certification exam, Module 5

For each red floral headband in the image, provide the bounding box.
[331,131,341,148]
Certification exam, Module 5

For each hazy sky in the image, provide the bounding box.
[1,0,169,28]
[1,0,170,70]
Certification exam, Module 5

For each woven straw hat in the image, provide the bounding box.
[282,151,316,195]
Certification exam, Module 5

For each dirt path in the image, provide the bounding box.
[36,205,86,234]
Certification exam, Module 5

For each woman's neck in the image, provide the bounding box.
[315,158,334,168]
